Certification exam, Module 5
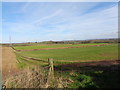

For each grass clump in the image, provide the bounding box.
[70,74,98,88]
[58,71,98,88]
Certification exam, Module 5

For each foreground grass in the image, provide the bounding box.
[4,66,69,88]
[55,61,120,88]
[14,43,107,50]
[17,44,118,63]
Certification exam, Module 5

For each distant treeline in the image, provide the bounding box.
[1,38,120,46]
[42,38,119,44]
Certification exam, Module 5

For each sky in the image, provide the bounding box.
[1,2,118,43]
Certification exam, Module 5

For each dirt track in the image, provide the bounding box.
[0,46,2,74]
[2,47,19,80]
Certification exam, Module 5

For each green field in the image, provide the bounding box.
[14,43,107,50]
[14,43,119,88]
[17,44,118,64]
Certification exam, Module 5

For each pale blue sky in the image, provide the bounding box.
[2,2,118,43]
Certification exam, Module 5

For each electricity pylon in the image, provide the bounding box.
[9,35,12,47]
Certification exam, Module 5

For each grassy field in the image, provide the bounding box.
[6,43,119,88]
[16,44,118,65]
[14,43,107,50]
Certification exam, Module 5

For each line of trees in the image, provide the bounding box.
[42,38,119,44]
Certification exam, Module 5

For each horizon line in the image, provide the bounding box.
[1,38,119,44]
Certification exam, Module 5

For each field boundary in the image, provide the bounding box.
[13,44,111,52]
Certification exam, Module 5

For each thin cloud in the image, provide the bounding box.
[33,9,63,25]
[21,2,32,13]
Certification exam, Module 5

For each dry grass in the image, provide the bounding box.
[3,66,72,88]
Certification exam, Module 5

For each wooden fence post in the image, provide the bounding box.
[48,58,54,73]
[46,58,55,88]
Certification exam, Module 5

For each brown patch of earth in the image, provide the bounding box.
[57,60,120,67]
[55,60,120,71]
[0,46,2,75]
